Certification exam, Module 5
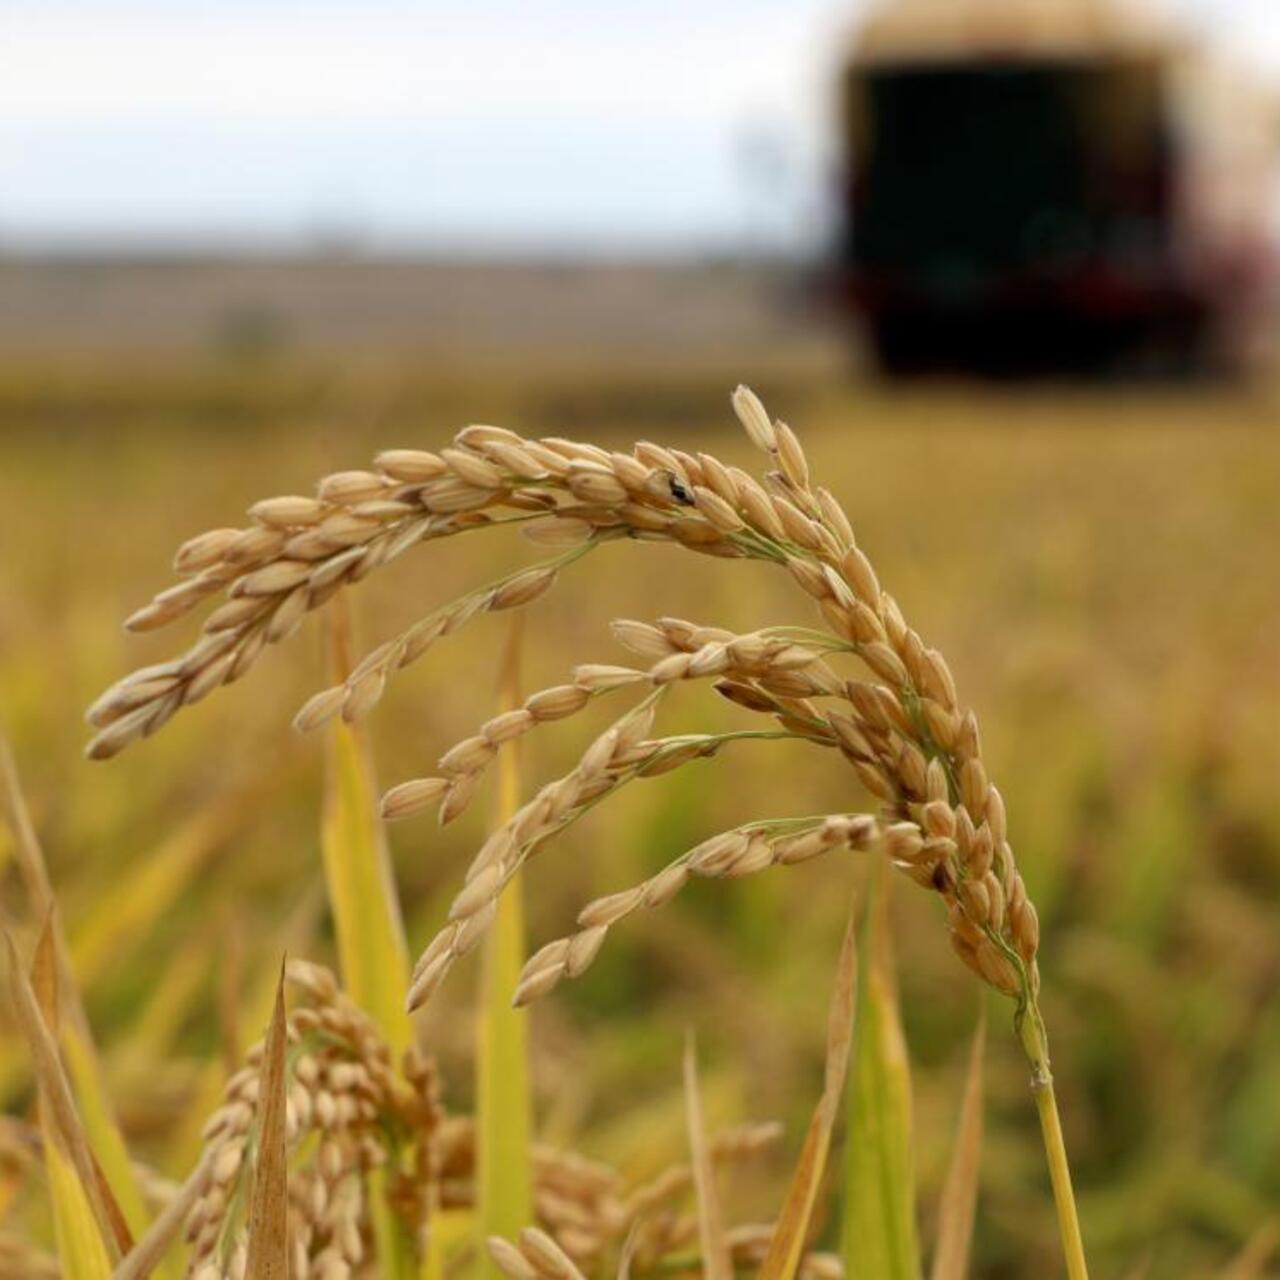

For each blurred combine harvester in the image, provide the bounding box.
[835,0,1277,375]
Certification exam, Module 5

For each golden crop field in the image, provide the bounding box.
[1,348,1278,1279]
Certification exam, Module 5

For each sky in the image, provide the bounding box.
[2,0,1278,255]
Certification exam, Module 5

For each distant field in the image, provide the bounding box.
[1,273,1279,1276]
[0,257,838,362]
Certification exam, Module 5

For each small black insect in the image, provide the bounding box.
[666,473,694,506]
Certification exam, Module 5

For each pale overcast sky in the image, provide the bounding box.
[2,0,1277,253]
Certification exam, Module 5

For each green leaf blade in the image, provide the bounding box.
[760,897,859,1280]
[476,619,534,1279]
[930,1009,986,1280]
[842,867,921,1280]
[321,720,412,1058]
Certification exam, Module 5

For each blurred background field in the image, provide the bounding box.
[3,0,1280,1275]
[2,320,1278,1276]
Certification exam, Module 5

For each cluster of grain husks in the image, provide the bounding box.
[89,388,1042,1025]
[485,1188,843,1280]
[171,962,804,1279]
[184,960,442,1279]
[449,1121,792,1274]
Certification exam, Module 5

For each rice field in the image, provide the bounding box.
[1,350,1278,1278]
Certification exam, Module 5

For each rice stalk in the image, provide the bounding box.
[1033,1079,1088,1280]
[113,1153,216,1280]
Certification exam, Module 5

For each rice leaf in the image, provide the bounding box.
[322,615,418,1277]
[34,922,113,1280]
[11,924,119,1275]
[930,1008,986,1280]
[9,925,130,1259]
[322,719,413,1057]
[477,617,534,1277]
[61,1026,157,1260]
[842,864,921,1280]
[759,896,859,1280]
[243,964,288,1280]
[1,736,167,1270]
[45,1133,113,1280]
[683,1030,732,1280]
